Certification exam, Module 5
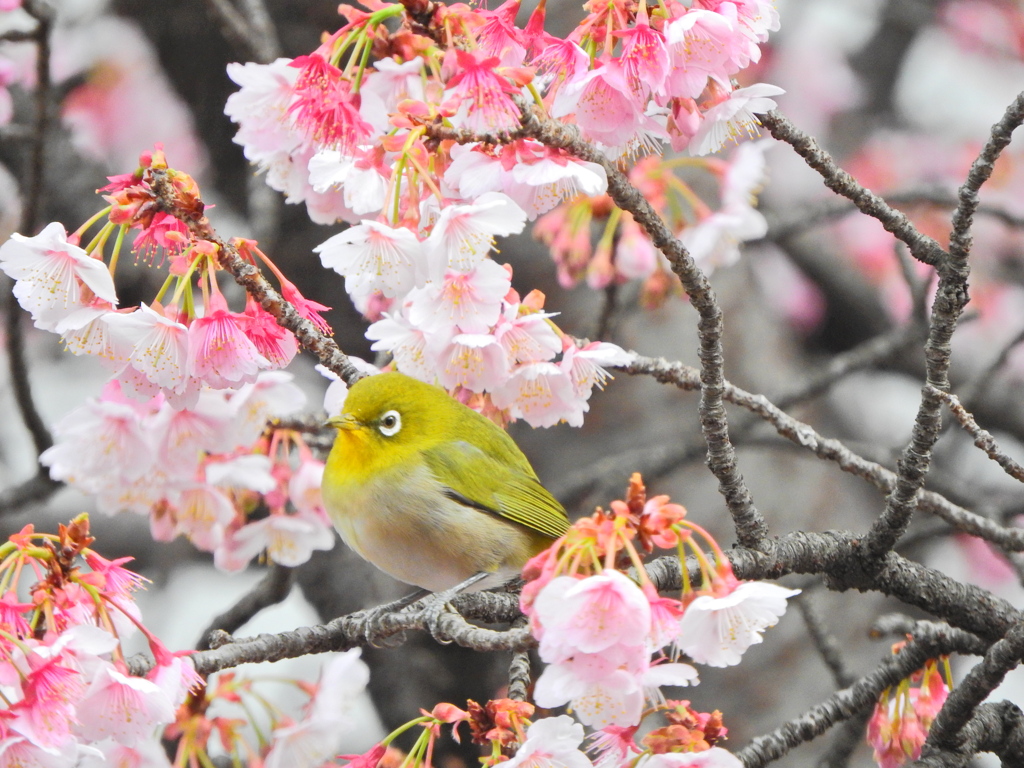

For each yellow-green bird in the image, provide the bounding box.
[323,371,570,594]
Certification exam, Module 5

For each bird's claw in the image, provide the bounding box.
[419,595,455,644]
[351,605,408,648]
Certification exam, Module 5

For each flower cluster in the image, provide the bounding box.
[346,697,742,768]
[225,0,782,423]
[0,149,343,567]
[535,141,771,303]
[170,650,371,768]
[0,151,329,410]
[520,474,799,727]
[867,654,951,768]
[40,374,334,571]
[0,516,199,764]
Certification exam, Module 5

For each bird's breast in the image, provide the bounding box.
[322,459,537,593]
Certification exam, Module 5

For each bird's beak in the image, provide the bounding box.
[327,413,360,431]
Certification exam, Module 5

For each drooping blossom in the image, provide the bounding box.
[676,579,801,667]
[0,222,118,331]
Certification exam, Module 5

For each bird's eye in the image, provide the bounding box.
[378,410,402,437]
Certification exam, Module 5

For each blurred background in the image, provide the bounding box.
[1,0,1024,766]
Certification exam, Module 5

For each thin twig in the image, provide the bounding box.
[3,1,59,512]
[766,187,1024,242]
[506,617,531,701]
[738,625,989,768]
[620,354,1024,551]
[924,621,1024,754]
[760,111,947,268]
[796,594,854,688]
[148,169,366,386]
[866,91,1024,557]
[202,0,281,64]
[935,388,1024,484]
[196,565,296,651]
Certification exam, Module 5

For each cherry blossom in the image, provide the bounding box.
[676,581,801,667]
[0,222,118,331]
[635,748,743,768]
[504,716,595,768]
[407,260,511,334]
[316,219,423,300]
[73,666,175,747]
[689,83,785,156]
[532,571,653,663]
[426,192,528,279]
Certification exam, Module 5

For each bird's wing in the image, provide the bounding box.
[422,441,570,540]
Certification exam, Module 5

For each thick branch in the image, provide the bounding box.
[620,354,1024,551]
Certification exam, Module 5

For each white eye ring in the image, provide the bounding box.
[378,410,401,437]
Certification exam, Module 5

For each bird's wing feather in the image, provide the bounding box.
[422,441,569,540]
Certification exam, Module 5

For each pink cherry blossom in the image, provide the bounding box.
[433,331,509,392]
[148,390,235,475]
[205,454,276,493]
[0,222,118,331]
[408,260,511,334]
[188,293,271,389]
[445,49,525,133]
[492,361,582,427]
[11,653,85,748]
[40,391,154,490]
[0,737,77,768]
[663,10,737,100]
[289,53,373,153]
[316,220,423,300]
[532,571,652,663]
[216,512,334,571]
[426,192,527,278]
[105,304,192,396]
[504,716,594,768]
[226,60,301,161]
[617,18,671,100]
[689,83,784,156]
[476,0,528,67]
[308,147,389,216]
[74,664,175,747]
[228,372,307,447]
[58,306,129,364]
[561,341,632,400]
[552,60,665,154]
[174,485,238,550]
[290,459,327,519]
[243,299,300,369]
[676,581,800,667]
[635,748,743,768]
[358,58,427,132]
[588,725,641,768]
[366,310,436,382]
[494,307,561,365]
[533,645,697,729]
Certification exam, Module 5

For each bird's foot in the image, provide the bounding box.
[351,600,414,648]
[417,594,457,644]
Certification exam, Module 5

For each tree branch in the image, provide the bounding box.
[866,90,1024,557]
[148,169,366,387]
[428,109,768,550]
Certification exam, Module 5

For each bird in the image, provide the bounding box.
[322,371,570,600]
